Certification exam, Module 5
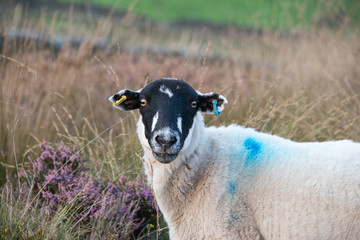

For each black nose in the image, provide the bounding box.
[155,135,177,148]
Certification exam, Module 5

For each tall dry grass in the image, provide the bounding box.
[1,18,360,180]
[0,5,360,239]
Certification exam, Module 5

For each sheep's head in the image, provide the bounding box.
[109,78,227,164]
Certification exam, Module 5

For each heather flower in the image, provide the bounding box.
[24,141,158,238]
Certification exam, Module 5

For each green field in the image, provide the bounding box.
[52,0,360,29]
[1,0,360,238]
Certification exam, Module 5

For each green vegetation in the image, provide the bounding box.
[51,0,360,29]
[1,1,360,238]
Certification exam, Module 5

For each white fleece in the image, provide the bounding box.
[137,112,360,240]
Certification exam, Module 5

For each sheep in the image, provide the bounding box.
[109,78,360,240]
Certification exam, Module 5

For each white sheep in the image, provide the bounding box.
[109,78,360,240]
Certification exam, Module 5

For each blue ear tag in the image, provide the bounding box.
[212,100,221,116]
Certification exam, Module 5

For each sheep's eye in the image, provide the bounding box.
[191,101,197,108]
[140,98,147,107]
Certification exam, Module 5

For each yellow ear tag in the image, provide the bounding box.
[113,95,127,106]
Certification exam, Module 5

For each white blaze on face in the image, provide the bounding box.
[180,112,203,157]
[137,116,151,151]
[177,116,182,133]
[159,85,174,98]
[152,111,159,132]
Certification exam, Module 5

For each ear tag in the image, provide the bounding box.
[113,95,127,106]
[212,100,221,116]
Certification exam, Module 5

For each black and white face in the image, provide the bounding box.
[109,78,227,164]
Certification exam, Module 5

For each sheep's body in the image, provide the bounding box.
[139,112,360,240]
[110,79,360,239]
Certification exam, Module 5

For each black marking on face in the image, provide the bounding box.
[138,79,199,163]
[109,78,228,164]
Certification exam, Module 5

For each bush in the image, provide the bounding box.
[21,141,159,239]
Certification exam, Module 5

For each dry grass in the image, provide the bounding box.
[1,17,360,182]
[0,5,360,239]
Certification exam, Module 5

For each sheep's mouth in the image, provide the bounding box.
[152,152,178,164]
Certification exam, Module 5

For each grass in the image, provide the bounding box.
[0,182,75,239]
[40,0,360,30]
[1,3,360,239]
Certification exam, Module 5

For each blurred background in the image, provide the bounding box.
[0,0,360,238]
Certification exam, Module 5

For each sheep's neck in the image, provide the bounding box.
[145,148,212,225]
[142,115,208,225]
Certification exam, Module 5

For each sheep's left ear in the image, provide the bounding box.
[197,92,228,115]
[109,89,140,111]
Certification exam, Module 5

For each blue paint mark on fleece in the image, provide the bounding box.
[244,138,262,167]
[228,181,237,196]
[229,212,239,223]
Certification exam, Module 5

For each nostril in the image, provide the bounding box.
[169,136,177,145]
[155,135,166,145]
[155,135,178,148]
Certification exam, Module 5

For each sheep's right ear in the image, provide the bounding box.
[109,89,140,111]
[197,92,228,115]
